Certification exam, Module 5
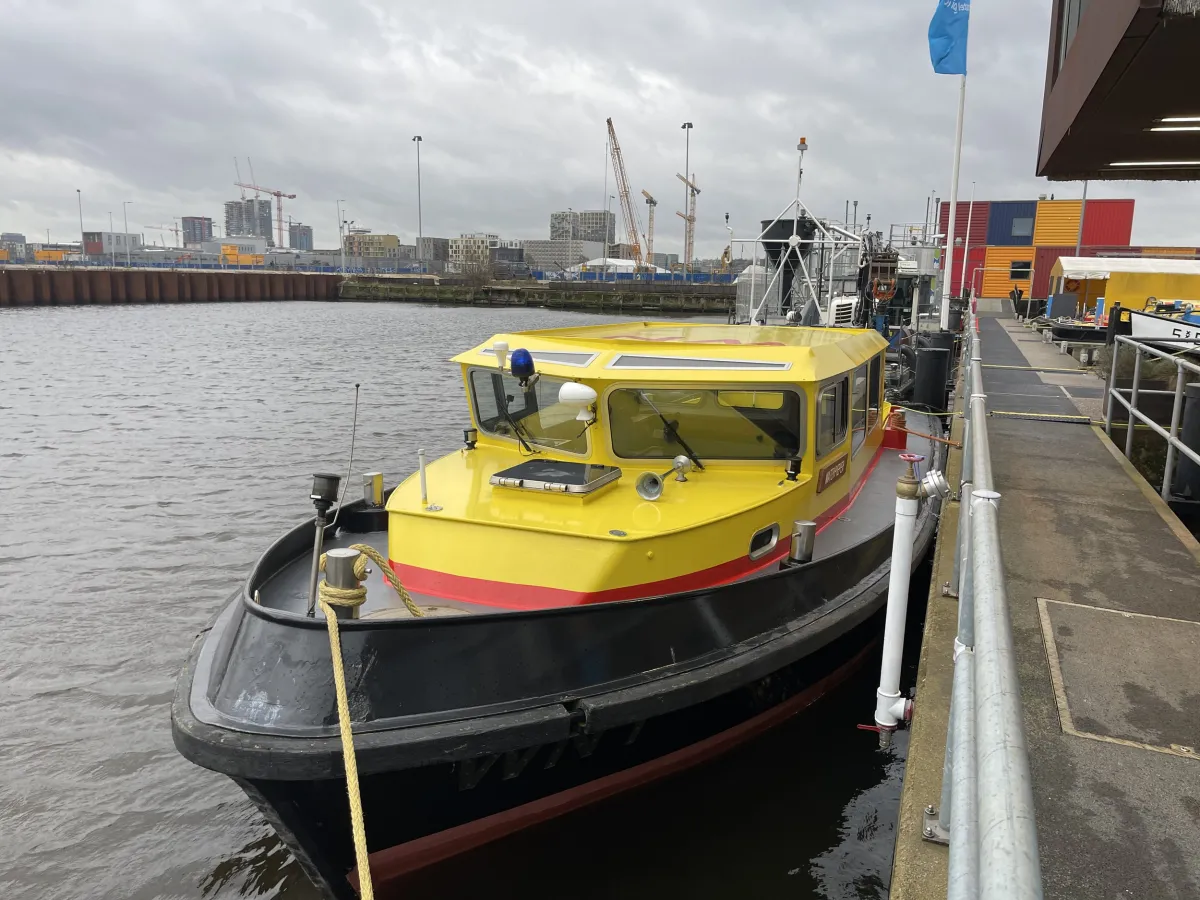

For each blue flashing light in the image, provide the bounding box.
[510,348,536,381]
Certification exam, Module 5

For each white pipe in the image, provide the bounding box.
[418,448,428,506]
[875,479,919,735]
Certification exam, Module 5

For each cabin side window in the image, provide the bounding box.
[869,354,882,424]
[851,364,869,455]
[608,387,803,461]
[816,377,849,458]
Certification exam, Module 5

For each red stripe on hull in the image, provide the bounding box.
[392,442,886,610]
[349,640,876,893]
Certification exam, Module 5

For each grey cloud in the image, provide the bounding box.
[1,0,1195,253]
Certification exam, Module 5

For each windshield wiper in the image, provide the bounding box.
[501,395,535,453]
[637,391,704,471]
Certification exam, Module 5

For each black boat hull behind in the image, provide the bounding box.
[1050,323,1106,343]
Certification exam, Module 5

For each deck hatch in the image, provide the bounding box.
[489,461,622,495]
[607,354,791,371]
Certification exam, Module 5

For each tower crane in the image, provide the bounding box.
[234,178,297,249]
[641,190,657,268]
[676,172,700,274]
[145,223,182,248]
[605,118,645,268]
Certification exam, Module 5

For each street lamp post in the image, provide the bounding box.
[76,189,85,264]
[412,136,423,271]
[681,122,693,281]
[122,201,132,267]
[337,200,346,274]
[602,197,610,281]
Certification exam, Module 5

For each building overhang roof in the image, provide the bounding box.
[1038,1,1200,181]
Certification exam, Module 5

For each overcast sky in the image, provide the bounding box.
[1,0,1197,256]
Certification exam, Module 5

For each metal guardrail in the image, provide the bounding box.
[932,311,1044,900]
[1104,334,1200,501]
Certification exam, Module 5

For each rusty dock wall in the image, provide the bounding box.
[0,268,341,306]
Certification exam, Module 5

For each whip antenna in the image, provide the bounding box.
[328,383,360,531]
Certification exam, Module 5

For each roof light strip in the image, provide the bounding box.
[1109,160,1200,167]
[608,353,791,371]
[478,348,598,367]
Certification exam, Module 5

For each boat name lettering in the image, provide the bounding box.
[817,455,848,493]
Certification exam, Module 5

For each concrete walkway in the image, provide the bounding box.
[893,314,1200,899]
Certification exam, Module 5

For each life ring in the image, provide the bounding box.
[1064,278,1081,292]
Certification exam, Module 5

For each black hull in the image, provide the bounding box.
[1050,323,1106,343]
[173,489,940,899]
[240,616,887,898]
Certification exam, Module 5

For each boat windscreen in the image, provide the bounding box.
[469,370,589,454]
[608,388,803,461]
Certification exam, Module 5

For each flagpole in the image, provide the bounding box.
[940,73,966,330]
[959,180,975,300]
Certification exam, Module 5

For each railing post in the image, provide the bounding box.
[1104,338,1119,437]
[1125,346,1142,459]
[1162,361,1187,502]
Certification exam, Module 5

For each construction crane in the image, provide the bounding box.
[234,177,297,249]
[145,223,182,248]
[234,158,246,200]
[676,172,700,274]
[605,118,645,268]
[641,190,657,268]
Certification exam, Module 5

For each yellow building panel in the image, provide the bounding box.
[982,247,1035,298]
[1033,200,1082,246]
[0,249,8,262]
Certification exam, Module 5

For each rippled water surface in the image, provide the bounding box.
[0,302,919,900]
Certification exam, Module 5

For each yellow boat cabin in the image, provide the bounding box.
[386,322,896,610]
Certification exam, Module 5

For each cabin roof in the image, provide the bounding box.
[452,322,887,384]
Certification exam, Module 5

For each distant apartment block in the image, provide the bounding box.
[417,236,450,261]
[182,217,214,244]
[490,240,524,265]
[224,198,274,244]
[343,230,402,260]
[550,210,615,244]
[450,233,500,269]
[83,231,145,258]
[0,232,26,262]
[651,252,680,269]
[288,223,314,251]
[521,239,604,271]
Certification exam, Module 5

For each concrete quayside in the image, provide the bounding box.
[890,305,1200,899]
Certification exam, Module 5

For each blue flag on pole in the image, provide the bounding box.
[929,1,970,75]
